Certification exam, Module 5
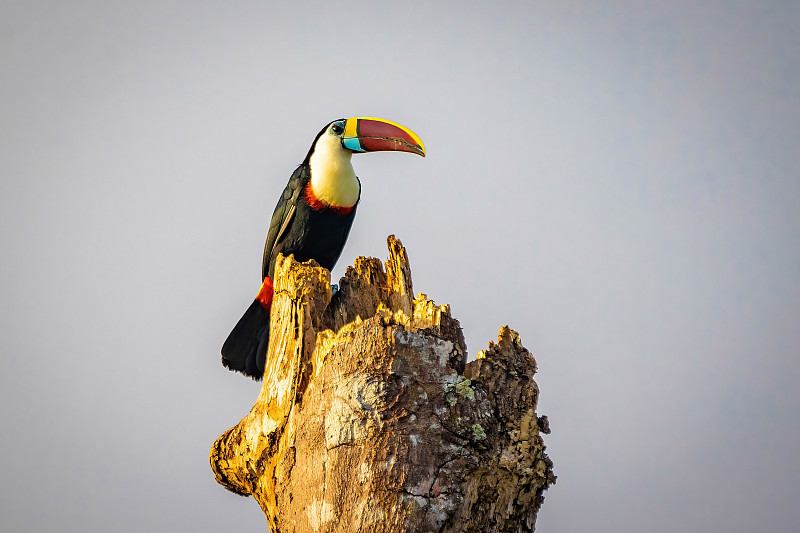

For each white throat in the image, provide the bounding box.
[308,133,361,208]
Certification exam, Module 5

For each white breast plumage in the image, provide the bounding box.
[308,132,361,208]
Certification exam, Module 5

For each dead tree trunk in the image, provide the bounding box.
[210,236,554,532]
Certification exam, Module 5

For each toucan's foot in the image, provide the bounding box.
[331,283,339,294]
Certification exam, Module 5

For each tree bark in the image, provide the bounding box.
[210,236,555,532]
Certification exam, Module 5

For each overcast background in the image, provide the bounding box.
[2,1,798,532]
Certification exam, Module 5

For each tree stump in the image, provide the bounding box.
[210,236,555,532]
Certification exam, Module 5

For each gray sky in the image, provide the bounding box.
[2,1,798,531]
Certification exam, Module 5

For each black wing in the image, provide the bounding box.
[262,165,308,279]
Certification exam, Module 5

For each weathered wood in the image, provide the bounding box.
[211,236,554,532]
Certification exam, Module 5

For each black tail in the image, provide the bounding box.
[221,299,270,380]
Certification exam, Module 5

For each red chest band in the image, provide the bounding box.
[304,183,355,215]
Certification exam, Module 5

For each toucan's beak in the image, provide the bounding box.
[342,117,426,157]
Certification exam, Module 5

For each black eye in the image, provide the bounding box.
[331,123,344,135]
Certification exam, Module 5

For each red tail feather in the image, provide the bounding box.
[256,277,274,309]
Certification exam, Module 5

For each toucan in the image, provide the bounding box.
[221,117,425,379]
